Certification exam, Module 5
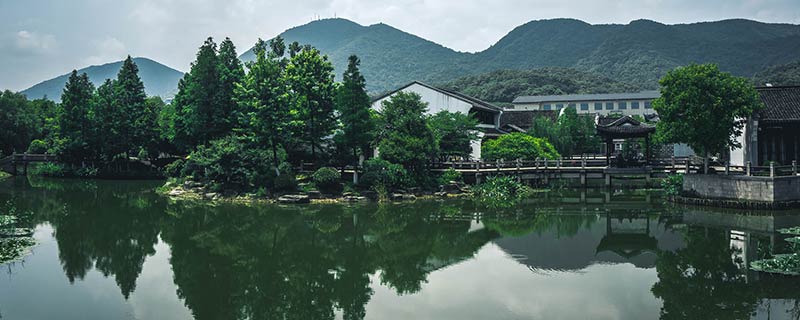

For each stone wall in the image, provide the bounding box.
[682,174,800,203]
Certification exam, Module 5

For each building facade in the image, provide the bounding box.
[730,86,800,166]
[511,91,660,117]
[371,81,504,160]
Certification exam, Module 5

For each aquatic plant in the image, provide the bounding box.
[661,174,684,196]
[750,227,800,276]
[472,176,532,209]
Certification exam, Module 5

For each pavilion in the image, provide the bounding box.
[595,115,656,166]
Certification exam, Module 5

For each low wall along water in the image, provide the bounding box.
[682,174,800,204]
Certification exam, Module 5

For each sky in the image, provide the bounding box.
[1,0,799,91]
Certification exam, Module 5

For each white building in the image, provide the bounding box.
[371,81,504,160]
[511,91,660,117]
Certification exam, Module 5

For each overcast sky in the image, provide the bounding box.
[2,0,799,91]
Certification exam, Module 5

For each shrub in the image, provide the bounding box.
[439,168,463,185]
[163,159,185,178]
[313,167,341,192]
[472,176,532,209]
[26,139,47,154]
[273,162,297,193]
[181,135,280,192]
[360,158,409,191]
[661,174,684,196]
[482,133,559,161]
[29,162,66,177]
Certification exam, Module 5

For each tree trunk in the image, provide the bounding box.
[272,142,281,176]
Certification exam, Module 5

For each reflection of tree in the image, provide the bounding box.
[484,213,595,238]
[651,227,759,320]
[161,201,498,320]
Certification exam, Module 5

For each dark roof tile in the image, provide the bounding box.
[757,86,800,123]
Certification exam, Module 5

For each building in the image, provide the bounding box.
[730,85,800,166]
[371,81,504,160]
[511,91,660,117]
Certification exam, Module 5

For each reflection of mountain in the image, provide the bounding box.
[492,214,685,271]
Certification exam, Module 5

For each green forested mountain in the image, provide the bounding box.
[22,57,184,101]
[753,60,800,87]
[441,68,641,103]
[242,18,800,92]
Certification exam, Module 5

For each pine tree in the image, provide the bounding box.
[115,56,149,159]
[335,55,374,171]
[57,71,96,164]
[93,79,123,162]
[173,37,220,150]
[217,38,245,133]
[285,46,337,160]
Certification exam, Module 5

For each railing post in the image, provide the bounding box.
[685,159,690,174]
[557,158,561,169]
[770,162,775,178]
[516,158,521,171]
[725,161,730,175]
[496,159,501,173]
[746,161,751,176]
[544,158,548,169]
[793,160,797,175]
[671,156,676,168]
[535,158,540,169]
[581,158,586,169]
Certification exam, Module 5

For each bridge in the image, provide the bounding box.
[0,153,58,175]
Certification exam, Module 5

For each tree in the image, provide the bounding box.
[376,92,437,180]
[427,110,479,160]
[236,38,291,169]
[653,64,762,173]
[115,56,150,160]
[172,37,221,150]
[556,106,601,156]
[217,38,245,133]
[57,71,96,164]
[482,133,559,161]
[93,79,124,162]
[334,55,375,178]
[285,46,337,160]
[0,91,39,156]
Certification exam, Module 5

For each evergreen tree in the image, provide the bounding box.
[115,56,149,159]
[335,55,375,170]
[236,38,291,168]
[427,110,479,161]
[93,79,123,162]
[57,71,96,164]
[286,46,337,160]
[0,91,39,155]
[173,37,220,150]
[217,38,245,133]
[376,92,437,181]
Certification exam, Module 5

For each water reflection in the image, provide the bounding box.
[1,177,799,320]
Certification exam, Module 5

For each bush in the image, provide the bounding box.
[313,167,341,192]
[439,168,463,185]
[181,135,280,192]
[26,139,47,154]
[472,176,532,209]
[360,158,409,191]
[482,133,559,161]
[163,159,185,178]
[273,162,297,193]
[661,174,684,196]
[29,162,66,177]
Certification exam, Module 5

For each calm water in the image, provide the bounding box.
[1,177,800,320]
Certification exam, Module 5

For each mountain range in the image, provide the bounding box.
[22,18,800,101]
[21,57,184,101]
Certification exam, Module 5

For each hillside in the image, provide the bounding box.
[243,18,800,92]
[753,60,800,86]
[441,68,642,103]
[22,57,184,101]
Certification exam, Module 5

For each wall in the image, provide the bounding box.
[682,174,800,203]
[372,83,473,115]
[512,99,656,117]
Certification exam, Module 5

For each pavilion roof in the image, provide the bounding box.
[596,115,656,137]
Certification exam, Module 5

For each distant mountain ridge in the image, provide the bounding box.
[242,18,800,92]
[22,57,184,101]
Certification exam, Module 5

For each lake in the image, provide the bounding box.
[1,177,799,320]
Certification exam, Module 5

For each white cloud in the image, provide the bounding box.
[83,37,128,66]
[14,30,56,53]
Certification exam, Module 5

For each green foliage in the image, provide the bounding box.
[750,228,800,276]
[753,60,800,87]
[26,139,47,154]
[360,158,409,191]
[29,162,67,177]
[482,133,559,161]
[427,110,479,160]
[334,55,375,167]
[555,106,601,155]
[377,92,437,181]
[163,159,185,178]
[443,68,641,102]
[661,174,684,196]
[438,168,463,185]
[312,167,342,192]
[654,64,763,169]
[273,163,298,193]
[472,176,532,209]
[181,135,281,192]
[0,90,42,156]
[56,70,96,163]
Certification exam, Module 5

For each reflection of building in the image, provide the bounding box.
[596,214,658,260]
[371,81,504,159]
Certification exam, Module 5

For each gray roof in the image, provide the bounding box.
[513,91,660,104]
[372,81,502,113]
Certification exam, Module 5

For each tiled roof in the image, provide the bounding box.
[499,110,558,132]
[372,81,502,113]
[513,91,660,104]
[596,115,655,137]
[757,86,800,123]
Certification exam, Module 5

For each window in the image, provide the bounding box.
[619,102,627,110]
[594,102,602,110]
[568,103,576,109]
[556,103,564,110]
[645,101,652,109]
[580,103,589,111]
[543,104,551,110]
[605,102,614,110]
[632,102,640,109]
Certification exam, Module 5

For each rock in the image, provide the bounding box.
[435,191,448,197]
[307,190,322,199]
[404,194,417,201]
[278,194,310,204]
[391,193,416,201]
[183,180,203,189]
[167,188,185,197]
[342,192,355,197]
[441,183,462,194]
[408,187,421,195]
[0,228,33,238]
[343,196,367,202]
[204,193,220,200]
